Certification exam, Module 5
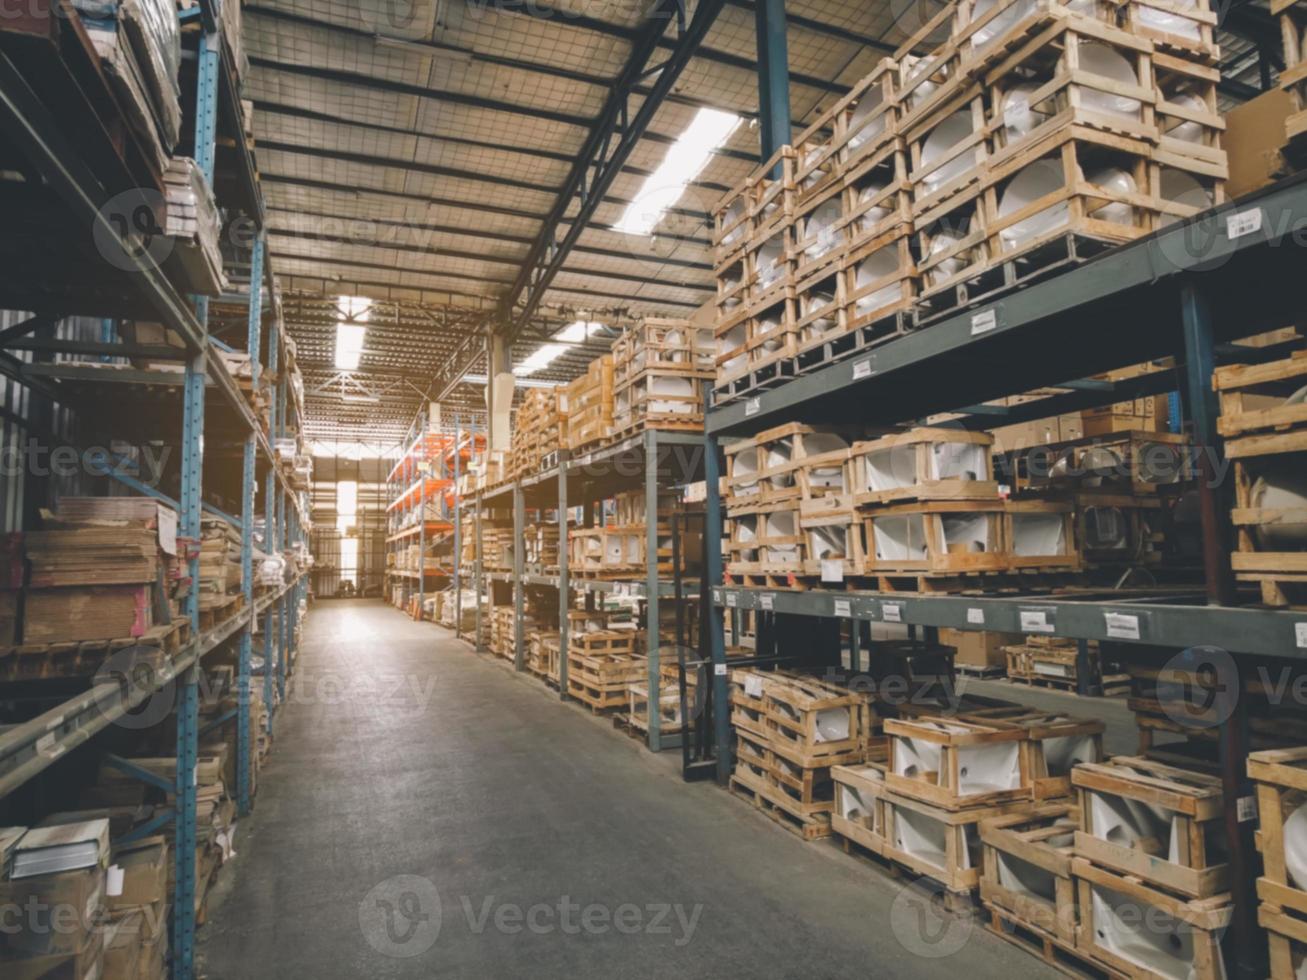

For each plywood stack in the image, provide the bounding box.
[612,318,715,435]
[1215,349,1307,608]
[565,354,615,451]
[728,668,879,840]
[1249,746,1307,978]
[23,505,170,643]
[1068,757,1231,979]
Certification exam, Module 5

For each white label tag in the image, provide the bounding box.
[882,603,902,623]
[107,865,124,898]
[1226,207,1262,240]
[821,559,844,583]
[834,599,851,617]
[744,674,763,697]
[714,663,728,677]
[1104,612,1141,640]
[760,593,775,611]
[1020,610,1054,633]
[745,397,761,417]
[725,592,737,608]
[1237,795,1258,823]
[192,766,199,787]
[967,607,985,625]
[712,589,722,603]
[971,309,997,336]
[1297,623,1307,649]
[852,358,873,380]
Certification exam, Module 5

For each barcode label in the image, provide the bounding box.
[1104,612,1141,641]
[821,559,844,583]
[725,592,737,608]
[715,663,728,677]
[853,358,873,380]
[834,599,851,617]
[971,309,997,336]
[1237,795,1258,823]
[1226,207,1262,240]
[967,608,985,625]
[1297,623,1307,649]
[744,673,763,695]
[760,593,774,611]
[882,603,902,623]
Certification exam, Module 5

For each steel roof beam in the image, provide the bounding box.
[499,0,727,340]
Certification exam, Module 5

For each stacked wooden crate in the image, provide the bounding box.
[1250,746,1307,977]
[1068,757,1231,979]
[712,56,916,403]
[565,354,615,452]
[1276,0,1307,153]
[853,428,1080,589]
[728,668,880,840]
[523,522,560,571]
[512,387,566,478]
[1215,350,1307,608]
[566,625,642,711]
[612,318,714,436]
[1001,635,1125,693]
[567,490,695,579]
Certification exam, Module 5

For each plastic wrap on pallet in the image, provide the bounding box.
[74,0,181,151]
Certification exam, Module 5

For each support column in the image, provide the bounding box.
[474,492,485,651]
[453,416,463,638]
[645,430,662,752]
[512,482,526,670]
[557,457,570,701]
[754,0,792,167]
[703,413,730,785]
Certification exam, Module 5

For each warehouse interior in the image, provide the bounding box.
[2,0,1307,978]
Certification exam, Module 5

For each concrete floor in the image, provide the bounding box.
[198,599,1136,979]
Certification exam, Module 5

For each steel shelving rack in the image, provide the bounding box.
[700,172,1307,977]
[383,411,458,616]
[0,2,309,977]
[459,428,705,751]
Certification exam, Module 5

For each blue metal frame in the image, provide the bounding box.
[754,0,792,168]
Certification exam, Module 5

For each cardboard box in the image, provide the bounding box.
[108,839,167,913]
[0,868,105,958]
[3,930,103,980]
[939,629,1023,670]
[1225,88,1294,199]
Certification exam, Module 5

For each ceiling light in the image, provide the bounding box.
[461,373,560,390]
[614,107,741,236]
[336,295,372,322]
[335,322,367,370]
[514,343,566,377]
[341,393,381,403]
[551,320,606,343]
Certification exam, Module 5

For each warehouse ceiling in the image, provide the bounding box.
[243,0,1279,447]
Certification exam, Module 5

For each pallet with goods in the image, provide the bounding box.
[612,319,715,438]
[512,388,566,479]
[565,355,615,452]
[978,802,1081,946]
[727,667,879,840]
[1277,0,1307,153]
[1002,635,1118,692]
[565,629,642,712]
[1249,746,1307,978]
[1214,349,1307,608]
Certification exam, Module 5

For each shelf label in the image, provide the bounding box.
[833,599,851,618]
[821,559,844,583]
[1226,207,1262,240]
[1104,612,1140,640]
[745,397,761,417]
[1020,609,1054,633]
[744,673,763,696]
[712,589,722,604]
[760,593,775,611]
[882,602,902,623]
[725,592,737,608]
[1297,623,1307,649]
[715,663,729,677]
[971,309,997,336]
[1237,795,1258,823]
[852,358,873,380]
[967,607,985,626]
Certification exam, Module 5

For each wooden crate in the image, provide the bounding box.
[763,671,876,766]
[790,177,849,283]
[863,500,1009,575]
[613,370,710,435]
[1263,903,1307,980]
[1118,0,1219,64]
[911,182,997,315]
[1215,350,1307,450]
[850,428,997,506]
[979,802,1081,944]
[1005,499,1081,571]
[1276,0,1307,149]
[800,508,867,581]
[627,681,685,735]
[567,632,643,711]
[837,232,918,333]
[745,224,798,309]
[1071,756,1227,898]
[839,139,914,255]
[1072,858,1230,980]
[613,318,714,381]
[1250,746,1307,922]
[885,715,1031,809]
[832,763,889,855]
[905,89,990,219]
[1152,52,1227,179]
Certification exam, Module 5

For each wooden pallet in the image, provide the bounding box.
[984,906,1123,980]
[0,619,189,682]
[728,771,832,841]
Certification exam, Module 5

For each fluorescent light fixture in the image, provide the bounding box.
[461,373,560,390]
[614,107,741,236]
[334,322,367,370]
[552,320,606,343]
[514,343,566,377]
[336,295,372,321]
[341,393,381,404]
